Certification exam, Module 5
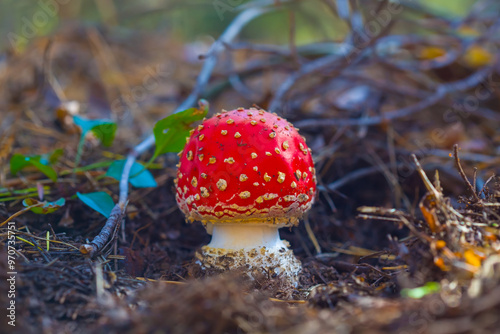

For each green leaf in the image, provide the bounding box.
[73,115,117,167]
[401,282,441,299]
[10,154,32,175]
[152,99,209,160]
[106,160,157,188]
[91,123,118,147]
[76,192,115,218]
[73,115,117,147]
[10,153,58,182]
[23,197,65,214]
[28,160,58,182]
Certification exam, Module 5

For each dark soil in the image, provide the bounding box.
[1,3,500,333]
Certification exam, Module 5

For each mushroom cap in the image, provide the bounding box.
[175,108,316,227]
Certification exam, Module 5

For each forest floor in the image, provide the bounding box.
[1,2,500,333]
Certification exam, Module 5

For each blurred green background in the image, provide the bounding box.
[0,0,477,53]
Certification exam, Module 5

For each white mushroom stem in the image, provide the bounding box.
[207,224,287,251]
[198,223,302,286]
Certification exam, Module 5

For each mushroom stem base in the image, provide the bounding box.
[195,242,302,286]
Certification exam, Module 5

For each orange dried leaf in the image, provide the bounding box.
[420,194,439,233]
[463,249,482,268]
[419,46,446,60]
[433,257,450,271]
[462,45,493,68]
[435,240,446,250]
[484,229,498,242]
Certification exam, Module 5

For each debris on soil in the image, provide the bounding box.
[1,1,500,333]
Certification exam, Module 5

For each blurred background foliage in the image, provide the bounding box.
[0,0,477,53]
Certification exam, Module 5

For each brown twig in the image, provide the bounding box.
[453,144,481,202]
[79,203,125,258]
[294,64,495,129]
[479,174,496,197]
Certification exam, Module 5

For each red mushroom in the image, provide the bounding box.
[175,107,316,285]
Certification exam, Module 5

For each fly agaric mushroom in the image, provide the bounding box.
[175,107,316,285]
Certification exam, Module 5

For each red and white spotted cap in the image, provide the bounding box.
[175,107,316,226]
